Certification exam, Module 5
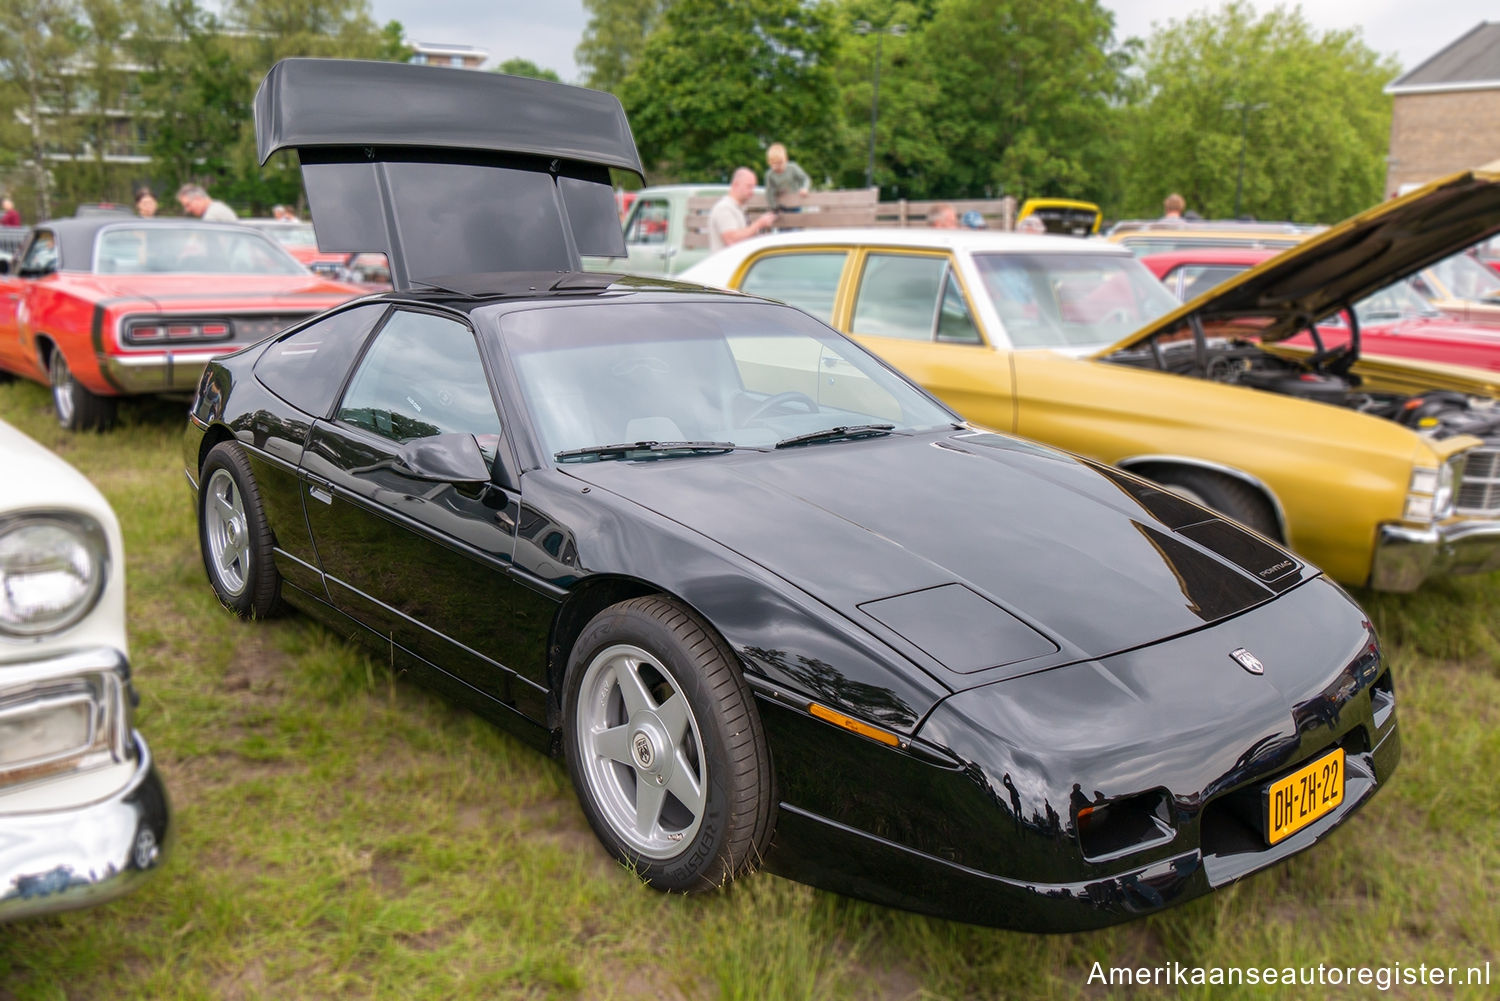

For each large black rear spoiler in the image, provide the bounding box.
[254,58,643,289]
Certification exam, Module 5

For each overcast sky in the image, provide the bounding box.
[370,0,1495,83]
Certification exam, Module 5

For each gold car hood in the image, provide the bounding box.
[1096,168,1500,355]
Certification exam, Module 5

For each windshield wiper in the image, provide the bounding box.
[774,424,896,449]
[555,440,739,461]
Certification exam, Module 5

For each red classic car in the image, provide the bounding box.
[0,218,364,429]
[243,219,352,277]
[1142,247,1500,374]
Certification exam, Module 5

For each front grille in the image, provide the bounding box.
[1456,447,1500,516]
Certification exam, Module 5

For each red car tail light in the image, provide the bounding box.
[122,318,234,347]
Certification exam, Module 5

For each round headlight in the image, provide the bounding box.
[0,515,109,637]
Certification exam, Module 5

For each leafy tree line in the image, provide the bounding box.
[579,0,1400,222]
[0,0,406,219]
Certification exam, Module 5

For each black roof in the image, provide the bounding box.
[368,272,748,315]
[1389,22,1500,91]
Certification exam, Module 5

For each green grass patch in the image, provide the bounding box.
[1,380,1497,1000]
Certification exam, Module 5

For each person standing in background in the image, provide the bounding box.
[764,143,810,213]
[1162,193,1185,220]
[134,189,158,218]
[929,203,958,229]
[177,183,237,222]
[0,198,20,227]
[708,167,776,252]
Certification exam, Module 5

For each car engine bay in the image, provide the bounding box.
[1109,336,1500,441]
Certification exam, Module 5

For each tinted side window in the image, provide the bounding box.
[740,252,847,323]
[337,310,500,444]
[851,253,946,340]
[255,304,388,416]
[625,198,670,245]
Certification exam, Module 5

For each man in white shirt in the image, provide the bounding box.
[708,168,776,252]
[176,183,238,222]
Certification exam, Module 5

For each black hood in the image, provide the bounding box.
[560,430,1315,688]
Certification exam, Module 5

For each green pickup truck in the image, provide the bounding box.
[585,184,733,276]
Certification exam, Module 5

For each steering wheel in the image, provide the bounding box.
[741,391,819,425]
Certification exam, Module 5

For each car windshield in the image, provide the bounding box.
[972,252,1181,348]
[260,223,318,247]
[94,226,307,275]
[1427,252,1500,302]
[498,300,955,457]
[1325,279,1440,326]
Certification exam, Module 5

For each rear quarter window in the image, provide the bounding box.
[254,304,388,416]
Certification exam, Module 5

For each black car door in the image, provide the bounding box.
[242,303,392,597]
[299,306,530,711]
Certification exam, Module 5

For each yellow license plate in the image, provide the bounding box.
[1266,748,1344,845]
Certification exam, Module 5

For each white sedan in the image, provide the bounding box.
[0,419,169,920]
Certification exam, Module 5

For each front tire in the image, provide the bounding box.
[49,347,116,431]
[198,442,282,618]
[563,596,774,892]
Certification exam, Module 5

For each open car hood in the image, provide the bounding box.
[1096,168,1500,355]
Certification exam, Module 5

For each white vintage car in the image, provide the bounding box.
[0,418,168,920]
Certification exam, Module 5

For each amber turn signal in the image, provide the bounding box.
[808,703,901,747]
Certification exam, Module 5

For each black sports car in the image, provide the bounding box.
[182,59,1398,931]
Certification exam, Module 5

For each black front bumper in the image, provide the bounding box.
[757,576,1398,931]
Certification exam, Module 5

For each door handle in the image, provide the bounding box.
[308,483,333,505]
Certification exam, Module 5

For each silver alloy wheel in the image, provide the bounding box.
[575,642,708,859]
[49,351,75,425]
[204,468,250,597]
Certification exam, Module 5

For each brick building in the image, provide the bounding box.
[1385,22,1500,194]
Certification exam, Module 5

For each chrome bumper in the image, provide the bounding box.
[98,350,223,394]
[1369,519,1500,592]
[0,732,169,922]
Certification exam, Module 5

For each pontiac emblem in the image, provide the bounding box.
[632,732,655,769]
[1230,648,1265,675]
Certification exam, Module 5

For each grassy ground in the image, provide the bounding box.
[1,380,1496,1000]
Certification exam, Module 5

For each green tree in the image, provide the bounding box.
[131,1,250,206]
[826,0,945,197]
[922,0,1123,201]
[617,0,843,182]
[821,0,1127,201]
[132,0,408,215]
[576,0,673,91]
[495,57,561,82]
[0,0,85,218]
[1117,2,1398,223]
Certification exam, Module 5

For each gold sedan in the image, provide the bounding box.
[682,172,1500,591]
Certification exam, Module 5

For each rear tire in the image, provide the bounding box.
[1149,467,1280,539]
[563,596,774,892]
[49,348,117,431]
[198,442,282,618]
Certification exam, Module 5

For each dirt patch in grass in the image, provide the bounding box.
[212,956,267,1001]
[224,628,286,697]
[371,848,409,897]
